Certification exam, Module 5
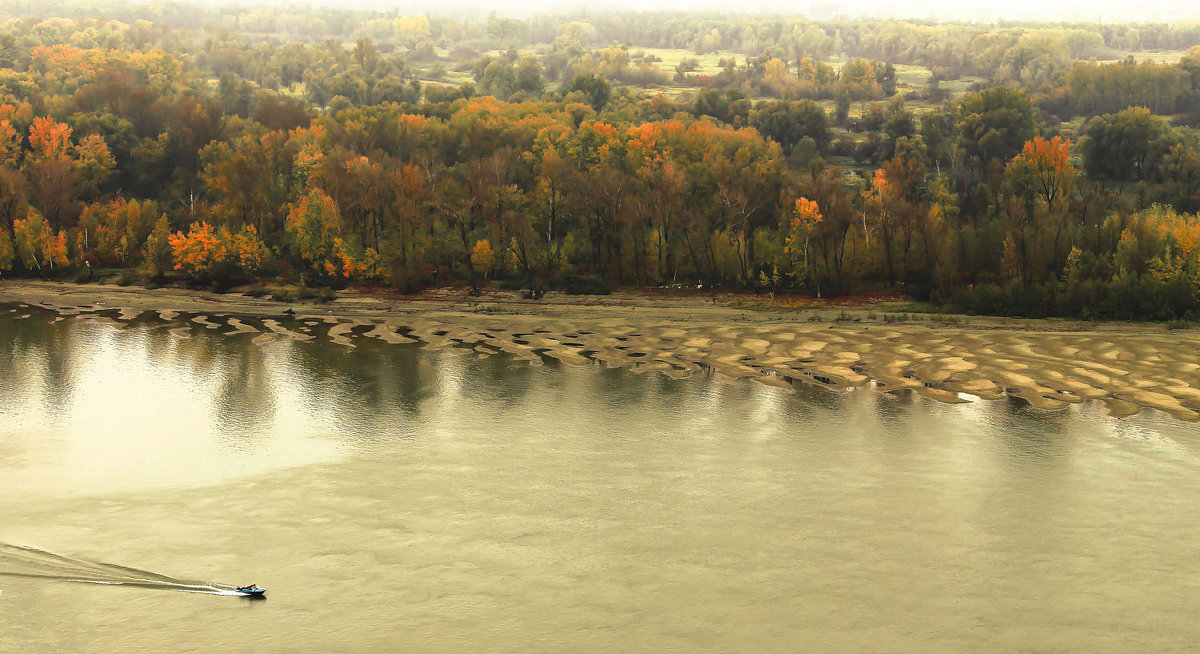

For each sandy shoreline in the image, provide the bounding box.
[3,280,1199,421]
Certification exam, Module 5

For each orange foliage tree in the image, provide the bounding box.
[786,197,822,284]
[23,116,114,231]
[168,221,268,286]
[1004,136,1077,285]
[1010,136,1075,208]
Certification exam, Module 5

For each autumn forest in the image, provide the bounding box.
[3,2,1200,320]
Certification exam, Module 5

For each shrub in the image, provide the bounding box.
[955,275,1198,322]
[555,273,610,295]
[266,284,336,303]
[496,276,530,291]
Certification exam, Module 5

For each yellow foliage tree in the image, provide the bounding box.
[13,207,68,271]
[286,188,351,279]
[78,198,159,266]
[763,58,790,94]
[0,226,14,274]
[471,239,495,278]
[142,215,172,278]
[394,15,430,41]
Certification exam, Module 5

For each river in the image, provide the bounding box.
[1,303,1198,652]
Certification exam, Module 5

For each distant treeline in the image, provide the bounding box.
[5,4,1200,100]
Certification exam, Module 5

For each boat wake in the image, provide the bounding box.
[0,543,245,596]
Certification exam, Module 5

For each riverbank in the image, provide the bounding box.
[3,280,1198,421]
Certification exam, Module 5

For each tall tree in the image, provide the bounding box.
[955,87,1035,169]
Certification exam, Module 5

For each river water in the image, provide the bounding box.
[1,303,1198,652]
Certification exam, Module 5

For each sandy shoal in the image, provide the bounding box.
[3,280,1199,422]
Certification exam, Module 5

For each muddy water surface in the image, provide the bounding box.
[1,304,1199,652]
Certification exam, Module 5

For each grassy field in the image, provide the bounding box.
[1108,49,1190,64]
[417,43,999,106]
[893,63,931,90]
[638,47,743,76]
[628,48,746,98]
[421,69,473,87]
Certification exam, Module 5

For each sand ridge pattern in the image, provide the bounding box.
[390,315,1200,421]
[2,282,1199,421]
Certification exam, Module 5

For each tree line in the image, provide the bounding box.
[0,7,1199,320]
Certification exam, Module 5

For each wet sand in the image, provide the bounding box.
[3,280,1199,421]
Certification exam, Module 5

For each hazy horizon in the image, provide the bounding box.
[185,0,1200,24]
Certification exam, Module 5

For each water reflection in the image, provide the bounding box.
[211,339,277,439]
[0,309,357,496]
[0,308,76,419]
